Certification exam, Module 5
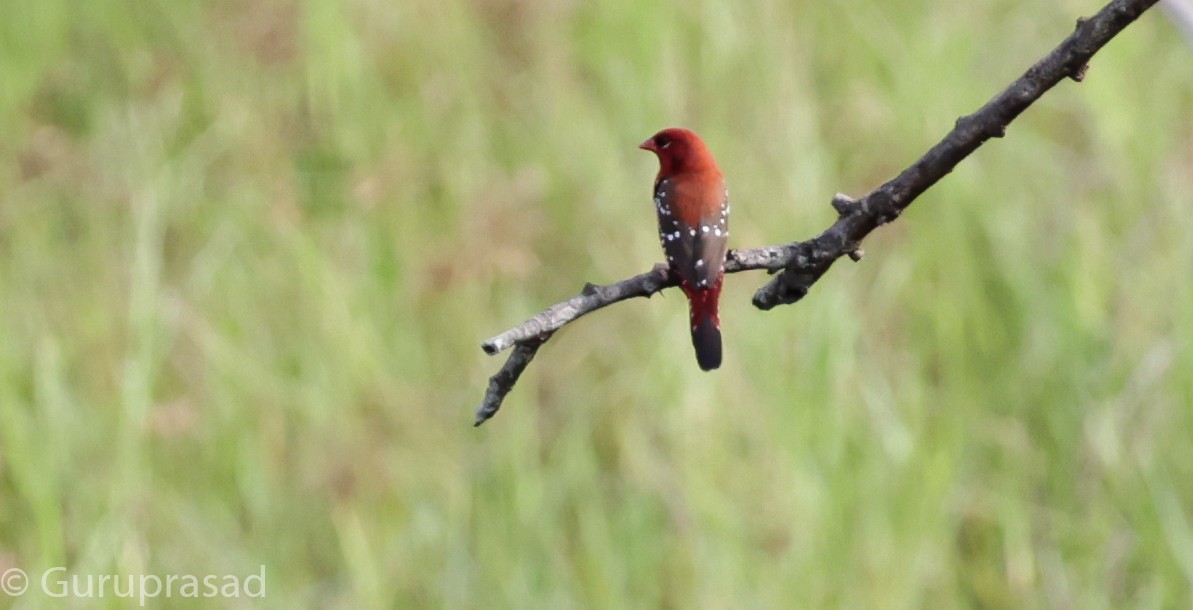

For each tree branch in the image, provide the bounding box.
[474,0,1161,426]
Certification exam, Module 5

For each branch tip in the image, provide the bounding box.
[831,193,858,215]
[474,334,551,426]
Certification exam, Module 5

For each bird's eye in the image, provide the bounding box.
[658,138,672,149]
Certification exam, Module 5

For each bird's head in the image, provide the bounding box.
[639,128,718,175]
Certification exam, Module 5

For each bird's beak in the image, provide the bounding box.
[639,139,657,153]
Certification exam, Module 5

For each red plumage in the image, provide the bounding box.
[640,128,729,371]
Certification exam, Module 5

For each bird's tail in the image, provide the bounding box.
[685,285,722,371]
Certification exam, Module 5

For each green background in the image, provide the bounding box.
[2,0,1191,607]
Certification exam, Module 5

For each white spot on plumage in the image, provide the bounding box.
[689,228,696,237]
[695,259,704,268]
[701,225,709,233]
[713,227,721,237]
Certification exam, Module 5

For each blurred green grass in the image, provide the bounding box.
[1,0,1192,607]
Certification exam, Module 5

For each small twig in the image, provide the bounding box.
[475,334,551,426]
[474,0,1160,426]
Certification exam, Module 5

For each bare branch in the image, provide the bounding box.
[474,0,1161,426]
[473,256,782,425]
[481,266,675,356]
[755,0,1158,308]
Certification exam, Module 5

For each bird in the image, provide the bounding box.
[639,128,730,371]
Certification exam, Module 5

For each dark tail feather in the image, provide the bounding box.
[685,282,723,371]
[691,317,722,371]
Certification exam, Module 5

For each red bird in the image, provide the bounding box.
[640,128,729,371]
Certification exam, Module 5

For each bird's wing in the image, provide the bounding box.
[654,177,729,288]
